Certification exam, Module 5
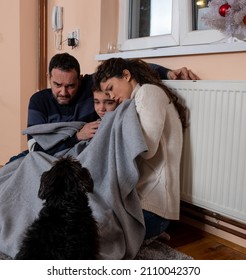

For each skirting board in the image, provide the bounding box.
[180,201,246,249]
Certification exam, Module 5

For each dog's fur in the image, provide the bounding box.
[15,156,99,260]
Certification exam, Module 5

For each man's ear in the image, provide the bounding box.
[47,72,51,82]
[122,69,131,82]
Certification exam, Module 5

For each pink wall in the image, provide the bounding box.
[47,0,118,74]
[0,0,37,165]
[145,52,246,80]
[47,0,101,75]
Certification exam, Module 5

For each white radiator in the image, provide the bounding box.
[164,80,246,223]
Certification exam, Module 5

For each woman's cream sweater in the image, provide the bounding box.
[131,84,183,220]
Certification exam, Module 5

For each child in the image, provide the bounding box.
[93,89,118,119]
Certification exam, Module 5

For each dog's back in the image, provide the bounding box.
[15,156,99,260]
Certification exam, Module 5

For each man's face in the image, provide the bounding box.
[48,68,80,105]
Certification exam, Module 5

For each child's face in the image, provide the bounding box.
[93,90,118,118]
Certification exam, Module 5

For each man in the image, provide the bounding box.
[27,53,99,155]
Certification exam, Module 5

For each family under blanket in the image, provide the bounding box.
[0,53,199,259]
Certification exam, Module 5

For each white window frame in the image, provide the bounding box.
[118,0,179,51]
[179,0,226,45]
[96,0,246,60]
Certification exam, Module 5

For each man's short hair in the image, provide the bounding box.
[49,53,80,79]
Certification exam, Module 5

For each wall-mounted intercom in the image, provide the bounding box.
[52,6,63,50]
[52,6,63,32]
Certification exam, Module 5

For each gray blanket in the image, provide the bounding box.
[22,121,85,150]
[0,100,147,259]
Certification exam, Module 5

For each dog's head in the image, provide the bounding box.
[38,156,93,201]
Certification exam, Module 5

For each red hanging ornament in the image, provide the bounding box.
[243,15,246,25]
[219,3,231,17]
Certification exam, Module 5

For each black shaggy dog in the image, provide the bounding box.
[15,156,99,260]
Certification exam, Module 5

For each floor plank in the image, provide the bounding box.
[165,221,246,260]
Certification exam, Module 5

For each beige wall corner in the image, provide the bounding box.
[0,1,37,165]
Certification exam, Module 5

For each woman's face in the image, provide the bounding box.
[100,70,136,104]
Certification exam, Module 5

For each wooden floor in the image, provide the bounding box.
[165,221,246,260]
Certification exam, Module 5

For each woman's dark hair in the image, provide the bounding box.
[49,52,81,79]
[94,58,187,128]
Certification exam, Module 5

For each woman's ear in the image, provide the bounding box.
[122,69,131,82]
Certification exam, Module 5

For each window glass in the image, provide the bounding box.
[129,0,172,39]
[192,0,212,30]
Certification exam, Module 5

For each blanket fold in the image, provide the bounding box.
[0,99,147,259]
[22,121,84,150]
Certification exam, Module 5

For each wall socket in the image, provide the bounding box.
[67,29,80,47]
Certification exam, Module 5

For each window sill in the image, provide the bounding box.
[95,41,246,61]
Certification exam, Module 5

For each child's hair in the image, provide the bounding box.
[94,58,187,128]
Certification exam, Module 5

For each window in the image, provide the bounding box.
[179,0,225,46]
[117,0,226,51]
[118,0,179,51]
[96,0,245,60]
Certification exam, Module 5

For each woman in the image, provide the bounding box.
[94,58,186,239]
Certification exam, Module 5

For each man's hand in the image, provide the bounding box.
[167,67,200,80]
[76,120,101,141]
